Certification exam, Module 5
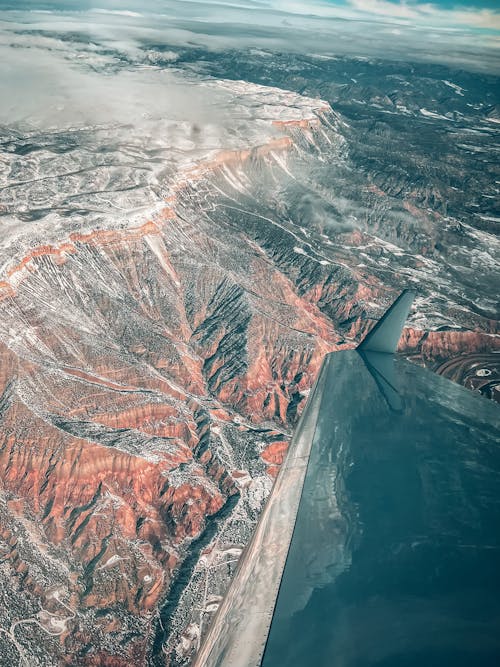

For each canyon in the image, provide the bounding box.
[0,19,498,666]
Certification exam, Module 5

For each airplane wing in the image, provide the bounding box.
[194,290,500,667]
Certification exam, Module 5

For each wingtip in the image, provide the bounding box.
[357,288,416,354]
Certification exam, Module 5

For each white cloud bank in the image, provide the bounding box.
[272,0,500,31]
[347,0,500,30]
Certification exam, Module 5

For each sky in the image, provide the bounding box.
[0,0,499,30]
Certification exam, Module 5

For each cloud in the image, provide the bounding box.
[295,193,356,233]
[269,0,500,31]
[346,0,500,30]
[91,9,144,18]
[348,0,419,20]
[0,18,241,130]
[0,0,498,74]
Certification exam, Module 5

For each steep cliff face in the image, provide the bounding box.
[0,93,498,665]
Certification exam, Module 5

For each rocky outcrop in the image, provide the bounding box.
[261,441,289,478]
[400,328,500,360]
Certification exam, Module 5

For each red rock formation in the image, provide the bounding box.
[261,441,289,478]
[400,327,500,359]
[0,113,497,665]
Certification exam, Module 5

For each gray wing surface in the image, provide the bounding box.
[194,291,500,667]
